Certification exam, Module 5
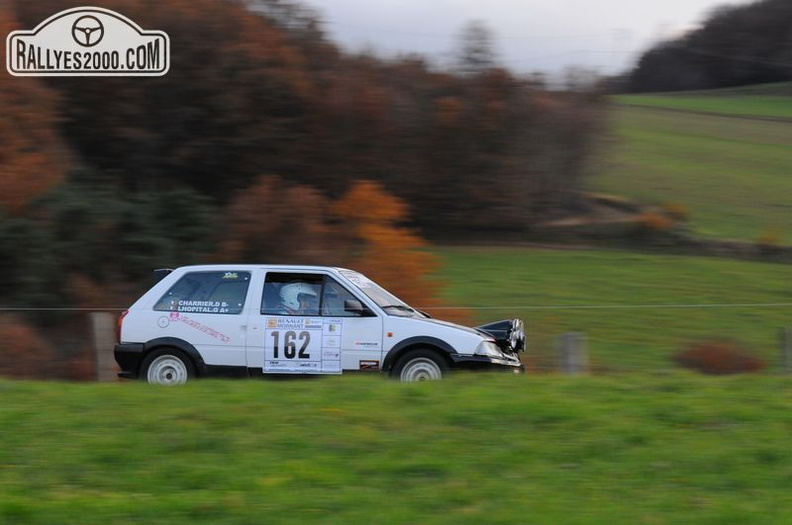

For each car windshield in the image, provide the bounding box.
[338,269,427,318]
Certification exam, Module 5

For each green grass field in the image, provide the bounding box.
[614,96,792,119]
[599,86,792,243]
[3,247,789,524]
[431,247,791,371]
[4,374,792,524]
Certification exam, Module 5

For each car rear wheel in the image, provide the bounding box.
[393,349,448,382]
[141,349,194,385]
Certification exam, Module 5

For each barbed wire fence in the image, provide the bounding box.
[1,303,791,380]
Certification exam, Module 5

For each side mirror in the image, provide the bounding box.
[344,299,374,317]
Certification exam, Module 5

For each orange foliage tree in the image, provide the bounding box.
[331,180,470,323]
[0,6,69,215]
[216,176,469,321]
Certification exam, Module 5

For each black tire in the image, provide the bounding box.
[140,348,195,385]
[392,348,449,382]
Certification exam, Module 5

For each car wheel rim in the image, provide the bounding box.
[147,355,188,385]
[400,358,442,382]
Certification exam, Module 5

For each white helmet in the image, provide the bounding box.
[279,282,318,311]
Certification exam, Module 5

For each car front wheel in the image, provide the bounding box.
[393,349,448,382]
[141,349,194,385]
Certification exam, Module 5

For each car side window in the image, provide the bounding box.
[321,278,370,317]
[261,273,323,316]
[154,271,251,314]
[260,274,372,317]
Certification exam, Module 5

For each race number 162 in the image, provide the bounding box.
[270,330,311,359]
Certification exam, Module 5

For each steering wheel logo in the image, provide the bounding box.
[71,15,104,47]
[7,6,170,76]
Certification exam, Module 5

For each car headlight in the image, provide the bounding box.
[475,341,504,359]
[509,319,526,352]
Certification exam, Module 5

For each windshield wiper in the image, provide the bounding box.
[381,304,415,312]
[381,304,428,317]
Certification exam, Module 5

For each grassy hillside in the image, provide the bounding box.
[615,96,792,119]
[432,247,791,371]
[613,81,792,119]
[4,374,792,524]
[599,86,792,243]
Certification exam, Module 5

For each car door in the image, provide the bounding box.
[321,276,384,372]
[246,272,383,374]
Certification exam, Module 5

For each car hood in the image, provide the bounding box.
[407,317,526,355]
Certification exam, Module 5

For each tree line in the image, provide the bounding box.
[625,0,792,92]
[6,0,605,228]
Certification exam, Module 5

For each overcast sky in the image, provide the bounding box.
[304,0,750,76]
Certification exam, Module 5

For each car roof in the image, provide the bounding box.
[171,264,355,273]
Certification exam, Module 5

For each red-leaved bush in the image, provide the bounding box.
[674,340,766,375]
[0,314,55,379]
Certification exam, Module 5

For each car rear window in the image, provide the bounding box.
[154,271,251,314]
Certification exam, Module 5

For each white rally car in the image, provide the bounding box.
[115,265,525,384]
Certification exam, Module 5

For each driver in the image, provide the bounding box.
[278,282,319,315]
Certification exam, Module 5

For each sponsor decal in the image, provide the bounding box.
[169,312,230,343]
[339,269,375,289]
[304,319,323,330]
[264,317,342,374]
[270,317,307,330]
[168,300,233,314]
[7,6,169,76]
[359,360,380,371]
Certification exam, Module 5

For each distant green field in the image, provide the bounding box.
[613,82,792,119]
[4,374,792,524]
[599,89,792,243]
[431,247,792,371]
[613,96,792,119]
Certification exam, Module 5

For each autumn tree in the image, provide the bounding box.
[12,0,318,199]
[216,175,336,264]
[0,5,69,215]
[330,180,471,322]
[454,20,498,76]
[0,314,55,379]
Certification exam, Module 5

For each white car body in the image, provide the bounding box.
[115,265,525,383]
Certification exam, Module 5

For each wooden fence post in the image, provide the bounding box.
[782,327,792,375]
[558,332,589,374]
[91,312,116,382]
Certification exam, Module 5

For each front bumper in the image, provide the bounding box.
[114,342,144,379]
[450,353,525,374]
[475,318,526,354]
